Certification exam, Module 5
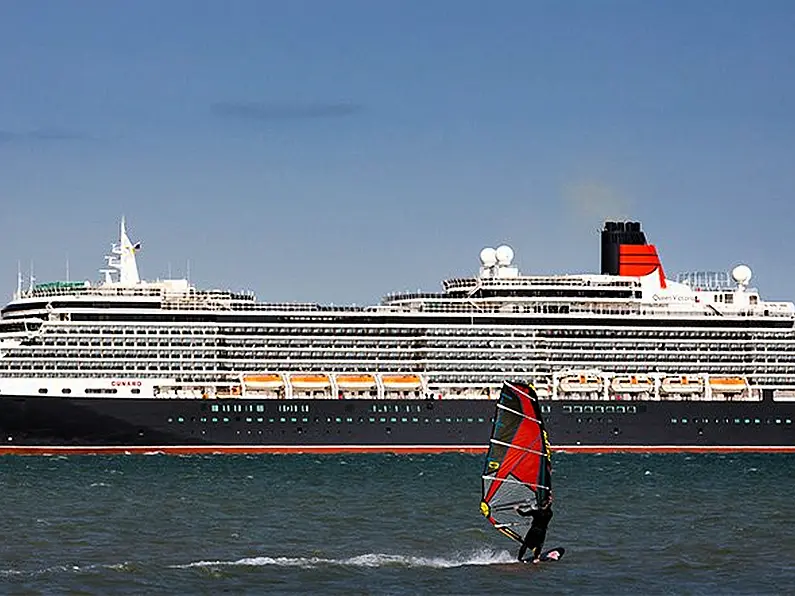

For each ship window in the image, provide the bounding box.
[256,405,264,412]
[744,419,750,424]
[291,418,297,423]
[605,406,614,413]
[776,419,782,424]
[38,388,48,394]
[211,417,218,423]
[787,419,792,424]
[211,405,219,412]
[61,388,71,394]
[671,418,677,424]
[177,417,184,423]
[734,419,741,424]
[200,417,207,423]
[223,417,230,423]
[369,417,376,423]
[573,406,583,413]
[563,406,572,413]
[131,388,141,394]
[616,406,626,413]
[681,418,687,424]
[628,406,637,413]
[754,419,760,424]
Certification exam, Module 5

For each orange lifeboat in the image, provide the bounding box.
[660,375,704,394]
[708,377,747,393]
[243,374,284,389]
[381,374,423,389]
[335,374,377,389]
[610,375,653,393]
[290,374,331,389]
[559,374,603,393]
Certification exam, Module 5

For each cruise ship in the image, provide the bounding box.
[0,219,794,454]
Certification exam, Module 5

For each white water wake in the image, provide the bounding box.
[172,548,518,570]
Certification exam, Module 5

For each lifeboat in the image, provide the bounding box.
[660,375,704,394]
[708,377,748,393]
[335,374,377,389]
[533,384,552,399]
[610,375,653,393]
[242,374,284,389]
[558,374,603,393]
[381,374,423,389]
[290,374,331,389]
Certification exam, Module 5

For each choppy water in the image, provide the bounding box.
[0,453,792,595]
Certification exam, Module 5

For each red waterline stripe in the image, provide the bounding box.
[0,445,487,456]
[1,445,795,455]
[554,445,795,454]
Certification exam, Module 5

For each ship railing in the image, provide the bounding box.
[442,277,639,291]
[20,286,165,300]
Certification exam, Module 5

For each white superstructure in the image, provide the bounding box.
[1,219,794,402]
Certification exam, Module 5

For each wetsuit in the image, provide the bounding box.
[516,506,553,561]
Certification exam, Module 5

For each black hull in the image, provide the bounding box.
[1,396,794,454]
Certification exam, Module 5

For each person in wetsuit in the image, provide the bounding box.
[516,502,553,562]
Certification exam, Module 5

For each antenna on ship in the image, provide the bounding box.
[102,217,142,286]
[28,260,35,292]
[66,254,70,282]
[16,261,22,299]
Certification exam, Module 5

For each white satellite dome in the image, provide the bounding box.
[731,264,752,285]
[495,245,514,265]
[480,247,497,267]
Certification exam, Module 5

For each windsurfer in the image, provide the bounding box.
[516,502,553,562]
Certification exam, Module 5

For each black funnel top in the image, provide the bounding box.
[601,221,647,275]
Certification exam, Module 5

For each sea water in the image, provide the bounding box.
[0,453,792,595]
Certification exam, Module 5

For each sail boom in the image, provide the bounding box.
[489,438,545,457]
[495,402,542,425]
[480,475,550,491]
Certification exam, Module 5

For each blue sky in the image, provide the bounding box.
[2,1,794,304]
